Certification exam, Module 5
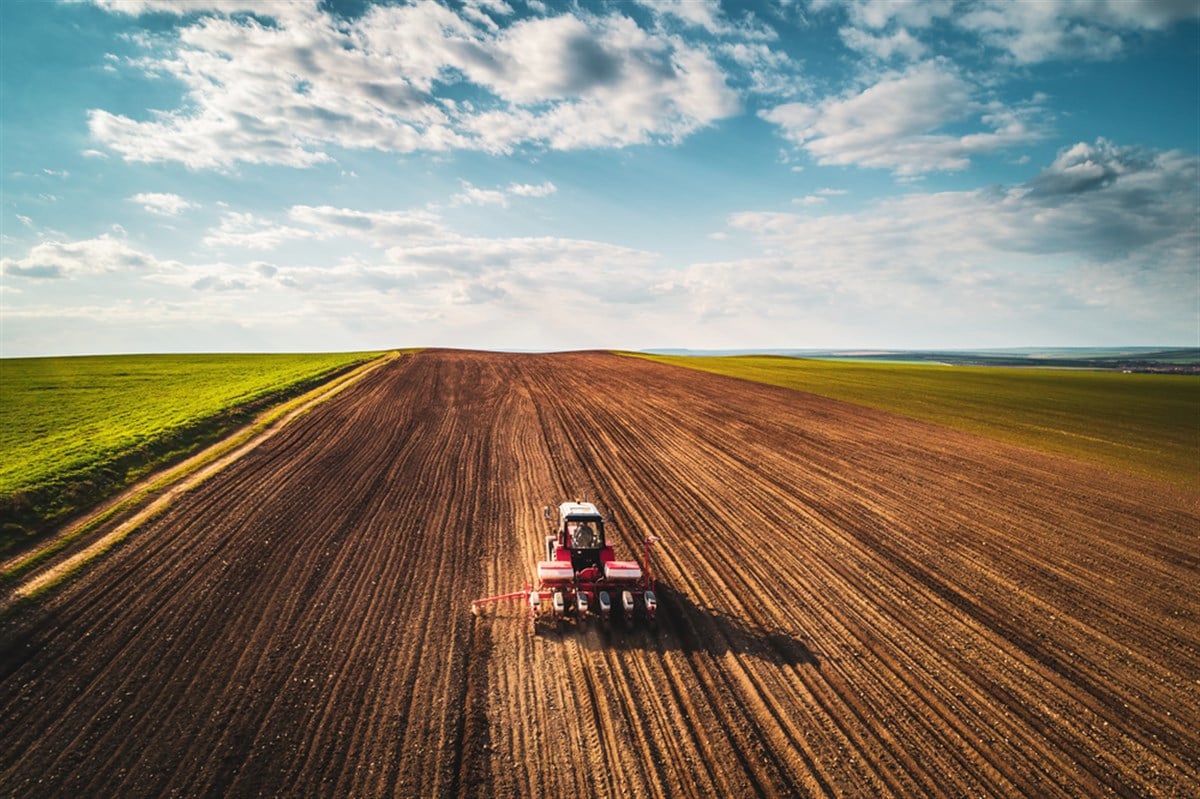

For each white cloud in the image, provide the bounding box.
[130,192,194,216]
[449,12,740,151]
[1020,140,1199,265]
[959,0,1200,63]
[508,181,557,197]
[762,61,1042,174]
[452,182,511,207]
[790,187,850,207]
[144,259,276,292]
[836,0,954,30]
[839,26,926,60]
[634,0,728,34]
[286,206,446,244]
[811,0,1195,65]
[87,0,319,24]
[384,235,655,278]
[1,234,175,279]
[451,180,557,206]
[6,137,1193,351]
[717,140,1198,333]
[460,0,514,29]
[633,0,779,42]
[717,41,806,96]
[202,211,315,251]
[86,1,739,168]
[202,194,563,256]
[155,218,666,330]
[813,0,1199,64]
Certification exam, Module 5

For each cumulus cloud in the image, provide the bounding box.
[1027,138,1150,196]
[839,26,926,60]
[959,0,1200,63]
[761,60,1042,174]
[1,234,174,279]
[130,192,194,216]
[1018,140,1199,263]
[805,0,950,69]
[816,0,1199,64]
[718,140,1198,330]
[86,1,739,168]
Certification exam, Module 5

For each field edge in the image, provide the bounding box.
[1,352,387,554]
[0,352,401,610]
[623,351,1199,489]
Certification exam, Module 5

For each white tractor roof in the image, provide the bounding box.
[560,501,600,518]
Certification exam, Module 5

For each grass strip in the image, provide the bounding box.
[1,352,399,608]
[1,352,379,551]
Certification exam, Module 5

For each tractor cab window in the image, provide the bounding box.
[571,521,599,549]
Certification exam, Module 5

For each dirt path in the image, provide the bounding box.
[1,350,1196,798]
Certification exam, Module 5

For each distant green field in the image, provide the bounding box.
[0,352,380,548]
[633,354,1199,488]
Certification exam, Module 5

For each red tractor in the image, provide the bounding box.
[471,500,658,629]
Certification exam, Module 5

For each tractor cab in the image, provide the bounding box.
[550,501,611,573]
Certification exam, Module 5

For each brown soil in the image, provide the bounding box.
[2,350,1196,798]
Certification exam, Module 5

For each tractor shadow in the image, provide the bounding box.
[573,582,819,668]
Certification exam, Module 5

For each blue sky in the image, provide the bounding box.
[2,0,1197,355]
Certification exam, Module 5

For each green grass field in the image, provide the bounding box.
[0,352,380,549]
[633,354,1199,488]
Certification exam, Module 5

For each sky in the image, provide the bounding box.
[1,0,1198,356]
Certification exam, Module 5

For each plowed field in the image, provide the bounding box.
[2,350,1197,798]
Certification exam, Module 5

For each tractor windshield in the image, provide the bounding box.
[569,520,601,549]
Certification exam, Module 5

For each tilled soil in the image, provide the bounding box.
[1,350,1196,798]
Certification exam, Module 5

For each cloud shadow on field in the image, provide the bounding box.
[568,582,821,668]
